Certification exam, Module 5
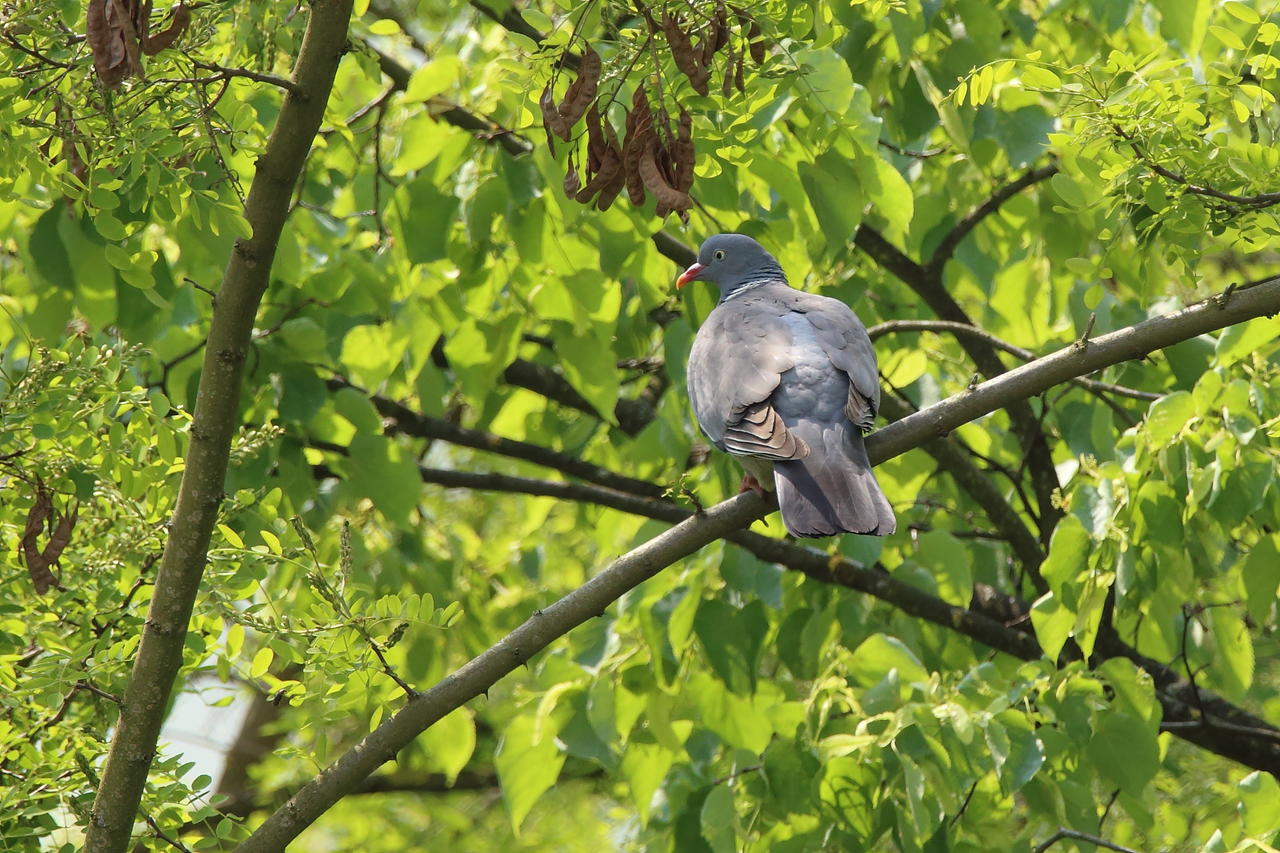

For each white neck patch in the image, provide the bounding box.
[722,277,782,301]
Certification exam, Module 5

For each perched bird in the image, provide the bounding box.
[679,234,895,538]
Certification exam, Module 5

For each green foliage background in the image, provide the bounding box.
[3,0,1280,849]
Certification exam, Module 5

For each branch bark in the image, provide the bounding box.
[256,275,1280,845]
[84,3,355,850]
[234,493,768,852]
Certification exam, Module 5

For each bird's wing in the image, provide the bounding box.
[783,290,880,432]
[687,296,809,460]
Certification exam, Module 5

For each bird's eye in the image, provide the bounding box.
[713,250,726,261]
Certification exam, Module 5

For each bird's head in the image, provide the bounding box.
[676,233,786,298]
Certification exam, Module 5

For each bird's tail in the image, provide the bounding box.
[772,420,895,538]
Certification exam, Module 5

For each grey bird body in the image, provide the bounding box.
[680,235,895,538]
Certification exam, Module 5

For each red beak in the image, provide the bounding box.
[676,262,705,288]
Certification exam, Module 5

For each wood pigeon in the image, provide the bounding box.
[679,234,895,537]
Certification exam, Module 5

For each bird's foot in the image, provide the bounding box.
[738,474,768,497]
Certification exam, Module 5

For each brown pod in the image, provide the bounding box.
[673,110,695,193]
[624,120,654,205]
[748,21,765,64]
[714,2,731,50]
[564,159,582,199]
[541,83,570,145]
[662,13,710,95]
[596,168,627,211]
[585,102,606,173]
[142,2,191,55]
[576,147,621,204]
[722,50,736,96]
[557,44,601,130]
[735,46,747,91]
[639,137,691,212]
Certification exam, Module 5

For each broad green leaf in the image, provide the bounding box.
[849,634,929,686]
[1088,712,1158,798]
[495,716,567,834]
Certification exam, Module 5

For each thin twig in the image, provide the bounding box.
[1033,828,1141,853]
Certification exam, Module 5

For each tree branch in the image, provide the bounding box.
[1033,827,1140,853]
[84,3,356,849]
[233,492,769,852]
[265,274,1280,846]
[868,319,1159,401]
[325,377,669,499]
[926,164,1059,274]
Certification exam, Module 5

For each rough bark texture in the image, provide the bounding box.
[84,3,355,850]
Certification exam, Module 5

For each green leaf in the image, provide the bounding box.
[249,646,273,679]
[1041,515,1090,602]
[985,715,1045,793]
[1153,0,1209,53]
[1030,592,1073,661]
[496,716,567,834]
[700,784,736,853]
[1208,605,1253,700]
[404,56,463,101]
[420,707,476,785]
[1242,535,1280,625]
[693,598,766,695]
[1215,317,1279,367]
[857,153,914,237]
[1088,712,1158,797]
[346,432,424,525]
[621,742,673,824]
[1143,391,1195,448]
[849,634,929,686]
[388,176,459,264]
[800,151,863,250]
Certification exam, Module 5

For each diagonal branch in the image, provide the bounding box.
[234,492,768,852]
[85,2,356,850]
[925,164,1059,275]
[325,377,668,499]
[250,274,1280,848]
[868,319,1159,402]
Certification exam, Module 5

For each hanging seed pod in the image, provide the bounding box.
[557,44,601,130]
[722,49,737,96]
[673,109,695,193]
[564,156,582,199]
[141,2,191,55]
[541,83,570,147]
[713,2,731,51]
[748,21,766,64]
[576,147,622,204]
[662,13,710,95]
[639,137,691,212]
[624,121,654,205]
[596,125,627,210]
[585,102,607,173]
[735,44,747,91]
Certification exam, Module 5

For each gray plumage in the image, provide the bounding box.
[681,234,895,538]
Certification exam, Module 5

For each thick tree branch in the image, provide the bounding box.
[868,319,1160,402]
[266,275,1280,846]
[234,492,769,852]
[878,394,1046,585]
[85,3,356,850]
[502,357,667,435]
[866,277,1280,463]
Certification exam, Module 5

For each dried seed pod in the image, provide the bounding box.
[557,44,601,130]
[141,2,191,55]
[639,137,691,212]
[662,13,710,95]
[540,83,570,146]
[576,147,621,204]
[596,168,627,211]
[714,2,731,51]
[585,103,606,172]
[722,49,736,97]
[564,157,582,198]
[735,44,747,91]
[748,21,765,64]
[624,119,654,205]
[673,109,695,193]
